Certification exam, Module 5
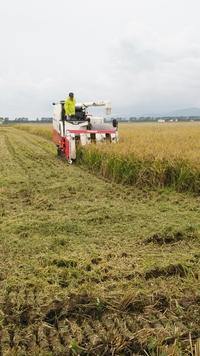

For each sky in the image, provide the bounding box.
[0,0,200,118]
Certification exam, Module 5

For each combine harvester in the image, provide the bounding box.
[52,100,118,163]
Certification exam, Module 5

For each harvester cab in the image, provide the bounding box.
[52,100,118,163]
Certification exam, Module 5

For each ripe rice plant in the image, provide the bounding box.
[78,146,200,193]
[77,123,200,193]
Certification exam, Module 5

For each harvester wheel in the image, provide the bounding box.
[57,147,62,157]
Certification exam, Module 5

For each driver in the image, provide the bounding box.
[64,92,76,120]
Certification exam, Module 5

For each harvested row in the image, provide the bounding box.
[15,123,52,140]
[1,289,200,355]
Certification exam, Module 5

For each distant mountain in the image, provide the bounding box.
[114,106,200,118]
[166,107,200,117]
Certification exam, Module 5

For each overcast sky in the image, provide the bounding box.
[0,0,200,118]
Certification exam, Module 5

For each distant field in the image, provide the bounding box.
[16,122,200,193]
[0,126,200,354]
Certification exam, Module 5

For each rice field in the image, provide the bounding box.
[16,121,200,162]
[115,123,200,163]
[0,125,200,355]
[16,122,200,193]
[77,123,200,193]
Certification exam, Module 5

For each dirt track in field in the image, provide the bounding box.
[0,127,200,355]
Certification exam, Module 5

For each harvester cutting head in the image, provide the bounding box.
[52,100,118,163]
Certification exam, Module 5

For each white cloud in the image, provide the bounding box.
[0,0,200,117]
[107,20,200,114]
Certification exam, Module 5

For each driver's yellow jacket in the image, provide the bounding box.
[64,98,76,116]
